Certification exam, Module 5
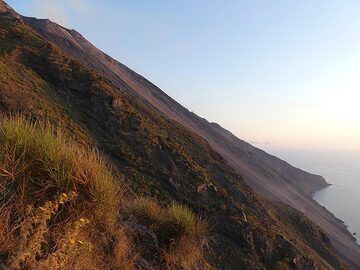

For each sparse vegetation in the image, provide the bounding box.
[0,115,119,221]
[0,116,126,269]
[0,116,210,269]
[126,198,209,270]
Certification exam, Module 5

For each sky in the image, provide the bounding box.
[7,0,360,152]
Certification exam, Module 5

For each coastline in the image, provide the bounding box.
[314,184,359,244]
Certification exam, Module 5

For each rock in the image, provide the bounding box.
[123,221,160,265]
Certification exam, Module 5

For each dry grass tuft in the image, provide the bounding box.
[0,116,211,269]
[126,198,210,270]
[126,197,162,230]
[0,116,128,269]
[160,203,209,270]
[0,115,119,222]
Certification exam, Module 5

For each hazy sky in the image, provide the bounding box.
[8,0,360,151]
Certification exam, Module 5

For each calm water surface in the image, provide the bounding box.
[266,149,360,242]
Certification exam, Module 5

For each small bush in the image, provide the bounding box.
[126,197,161,229]
[126,199,209,270]
[160,203,202,240]
[160,203,209,270]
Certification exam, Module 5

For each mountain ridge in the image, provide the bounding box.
[15,6,360,267]
[0,2,358,268]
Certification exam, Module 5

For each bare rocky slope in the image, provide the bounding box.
[17,9,360,268]
[0,1,359,268]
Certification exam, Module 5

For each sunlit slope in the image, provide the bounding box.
[0,116,210,269]
[0,5,353,269]
[18,5,360,266]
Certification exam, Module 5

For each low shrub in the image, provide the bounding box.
[160,203,202,242]
[126,198,209,270]
[159,203,209,270]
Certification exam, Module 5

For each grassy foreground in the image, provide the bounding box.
[0,116,209,270]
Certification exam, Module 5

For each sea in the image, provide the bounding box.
[266,149,360,243]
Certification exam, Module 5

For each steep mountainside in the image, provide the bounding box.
[0,1,356,269]
[16,3,360,268]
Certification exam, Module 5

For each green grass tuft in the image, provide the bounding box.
[160,203,200,241]
[159,203,209,270]
[0,115,118,222]
[125,198,209,269]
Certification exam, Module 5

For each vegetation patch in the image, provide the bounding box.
[126,198,209,270]
[0,116,210,269]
